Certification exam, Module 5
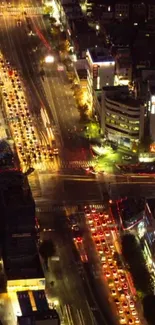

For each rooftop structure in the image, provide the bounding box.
[12,290,60,325]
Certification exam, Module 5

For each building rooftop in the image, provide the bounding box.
[103,86,142,107]
[0,169,35,234]
[88,48,115,63]
[3,235,44,280]
[17,290,60,325]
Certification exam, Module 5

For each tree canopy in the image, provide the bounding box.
[143,294,155,325]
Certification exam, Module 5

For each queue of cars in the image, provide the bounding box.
[84,207,141,325]
[0,52,54,170]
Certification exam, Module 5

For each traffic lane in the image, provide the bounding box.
[83,264,119,325]
[44,216,95,325]
[11,20,54,117]
[81,215,119,325]
[63,179,102,203]
[33,176,102,206]
[85,210,142,324]
[0,17,19,65]
[44,77,75,129]
[10,20,60,146]
[53,217,111,325]
[50,76,79,125]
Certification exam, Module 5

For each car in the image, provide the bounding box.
[131,310,137,316]
[119,316,126,324]
[120,275,126,282]
[118,309,124,315]
[102,262,107,269]
[122,155,132,161]
[101,256,106,262]
[98,231,104,238]
[129,300,135,309]
[105,230,110,237]
[134,318,140,324]
[122,302,128,309]
[75,237,82,243]
[105,271,111,278]
[112,269,117,276]
[109,263,115,269]
[85,210,90,216]
[97,248,103,255]
[92,232,98,238]
[114,298,120,305]
[95,239,100,246]
[90,226,96,232]
[72,225,79,231]
[107,256,113,263]
[88,218,93,224]
[111,289,117,296]
[104,247,110,254]
[100,238,106,244]
[122,283,128,290]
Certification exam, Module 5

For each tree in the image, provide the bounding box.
[43,6,53,15]
[143,295,155,325]
[49,17,57,25]
[121,234,154,295]
[39,240,56,261]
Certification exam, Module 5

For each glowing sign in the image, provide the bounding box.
[93,64,98,78]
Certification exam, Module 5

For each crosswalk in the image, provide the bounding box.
[58,160,95,169]
[36,203,104,213]
[0,6,43,16]
[34,159,95,172]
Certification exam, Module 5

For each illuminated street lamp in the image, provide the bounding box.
[44,55,54,63]
[96,24,100,31]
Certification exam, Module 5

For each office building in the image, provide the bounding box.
[3,233,45,293]
[101,86,145,148]
[0,170,36,236]
[86,47,115,90]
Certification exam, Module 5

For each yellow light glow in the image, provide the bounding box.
[44,55,54,63]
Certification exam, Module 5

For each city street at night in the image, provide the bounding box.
[1,1,155,325]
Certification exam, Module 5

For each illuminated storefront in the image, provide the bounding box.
[7,278,45,293]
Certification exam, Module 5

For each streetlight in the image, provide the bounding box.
[44,55,54,63]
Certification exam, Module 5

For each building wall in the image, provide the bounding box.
[86,51,115,90]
